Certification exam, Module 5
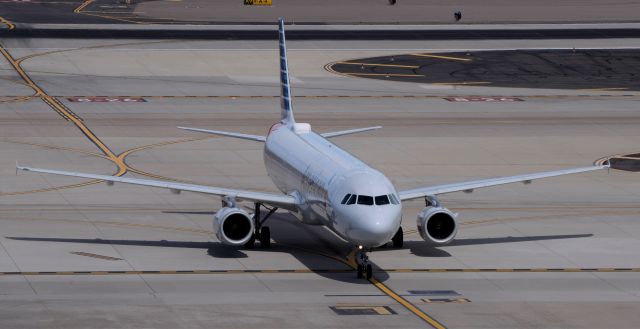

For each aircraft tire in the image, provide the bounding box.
[357,264,364,279]
[392,226,403,248]
[366,264,373,279]
[259,227,271,248]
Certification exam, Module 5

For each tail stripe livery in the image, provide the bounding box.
[278,18,295,126]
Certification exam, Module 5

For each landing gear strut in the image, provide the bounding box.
[244,203,277,249]
[356,247,373,279]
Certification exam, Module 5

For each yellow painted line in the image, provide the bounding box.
[411,53,471,62]
[74,0,95,14]
[0,16,14,31]
[0,44,128,177]
[336,62,419,69]
[370,277,446,328]
[345,73,424,77]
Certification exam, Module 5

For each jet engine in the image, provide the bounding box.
[417,206,458,246]
[213,207,255,246]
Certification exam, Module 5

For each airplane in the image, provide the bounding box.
[17,18,611,279]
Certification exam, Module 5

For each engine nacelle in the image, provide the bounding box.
[417,206,458,246]
[213,207,254,246]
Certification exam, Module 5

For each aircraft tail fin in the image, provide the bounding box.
[278,18,295,126]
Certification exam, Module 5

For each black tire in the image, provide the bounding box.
[357,264,364,279]
[244,233,256,249]
[392,226,404,248]
[366,264,373,279]
[259,226,271,248]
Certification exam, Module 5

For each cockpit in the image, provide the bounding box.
[340,193,400,206]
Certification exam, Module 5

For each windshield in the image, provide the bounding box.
[357,195,374,205]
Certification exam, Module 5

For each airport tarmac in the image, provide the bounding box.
[0,37,639,328]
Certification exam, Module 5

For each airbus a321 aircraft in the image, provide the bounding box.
[18,19,610,279]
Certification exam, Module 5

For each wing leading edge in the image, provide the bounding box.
[398,164,608,201]
[17,166,298,210]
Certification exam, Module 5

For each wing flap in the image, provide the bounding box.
[18,166,297,209]
[399,165,608,201]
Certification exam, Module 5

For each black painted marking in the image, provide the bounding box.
[330,49,640,91]
[330,306,396,315]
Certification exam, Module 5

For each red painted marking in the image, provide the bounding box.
[444,96,524,102]
[67,97,147,103]
[267,122,283,136]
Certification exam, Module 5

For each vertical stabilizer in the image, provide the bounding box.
[278,18,295,126]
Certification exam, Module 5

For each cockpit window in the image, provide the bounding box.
[357,195,374,205]
[375,195,390,205]
[341,194,351,204]
[389,194,399,205]
[346,194,357,205]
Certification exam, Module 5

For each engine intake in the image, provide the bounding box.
[213,207,254,246]
[417,206,458,246]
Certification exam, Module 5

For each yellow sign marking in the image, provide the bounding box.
[0,16,14,31]
[411,53,471,62]
[74,0,95,14]
[336,62,419,69]
[243,0,272,5]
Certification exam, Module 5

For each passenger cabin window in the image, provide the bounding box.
[375,195,390,205]
[346,194,357,205]
[357,195,374,205]
[341,194,351,204]
[389,194,399,205]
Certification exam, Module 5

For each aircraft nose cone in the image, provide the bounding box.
[347,212,399,247]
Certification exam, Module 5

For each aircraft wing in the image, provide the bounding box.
[321,126,382,138]
[398,164,608,201]
[17,166,298,210]
[177,126,266,142]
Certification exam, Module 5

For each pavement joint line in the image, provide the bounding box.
[1,268,638,276]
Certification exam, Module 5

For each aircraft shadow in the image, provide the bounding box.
[404,233,593,258]
[5,215,593,284]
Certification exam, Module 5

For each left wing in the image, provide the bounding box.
[321,126,382,138]
[17,166,298,210]
[399,164,608,201]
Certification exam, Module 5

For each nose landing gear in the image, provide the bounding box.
[356,246,373,279]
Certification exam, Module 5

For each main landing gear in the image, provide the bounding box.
[245,203,278,249]
[356,247,373,280]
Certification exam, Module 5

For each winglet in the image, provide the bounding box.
[278,18,295,126]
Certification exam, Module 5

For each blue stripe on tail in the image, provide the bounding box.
[278,18,295,125]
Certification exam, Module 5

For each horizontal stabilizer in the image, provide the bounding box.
[321,126,382,138]
[178,126,266,142]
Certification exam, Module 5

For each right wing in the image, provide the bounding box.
[398,164,608,201]
[17,166,298,210]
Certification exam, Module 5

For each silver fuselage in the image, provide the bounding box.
[264,122,402,247]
